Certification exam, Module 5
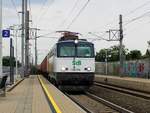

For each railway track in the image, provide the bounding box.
[65,92,133,113]
[44,75,150,113]
[94,82,150,100]
[89,82,150,113]
[65,93,93,113]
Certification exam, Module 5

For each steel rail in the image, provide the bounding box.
[65,93,93,113]
[94,82,150,100]
[86,92,134,113]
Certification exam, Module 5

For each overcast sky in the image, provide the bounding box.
[2,0,150,64]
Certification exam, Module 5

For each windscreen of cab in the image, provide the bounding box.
[57,42,94,58]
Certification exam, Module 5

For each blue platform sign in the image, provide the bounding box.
[2,30,10,38]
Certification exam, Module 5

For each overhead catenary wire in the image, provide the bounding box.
[10,0,20,23]
[93,1,150,34]
[45,0,82,32]
[124,0,150,17]
[38,0,48,13]
[36,31,56,38]
[35,0,55,27]
[41,0,150,39]
[38,0,89,35]
[66,0,90,29]
[88,32,109,41]
[124,11,150,26]
[34,0,48,22]
[121,1,150,33]
[82,1,150,43]
[58,0,80,28]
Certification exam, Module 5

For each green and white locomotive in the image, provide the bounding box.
[40,31,95,91]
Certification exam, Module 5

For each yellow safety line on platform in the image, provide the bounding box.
[38,75,62,113]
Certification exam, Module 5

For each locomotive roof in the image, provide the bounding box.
[57,31,92,44]
[57,31,79,41]
[57,39,93,44]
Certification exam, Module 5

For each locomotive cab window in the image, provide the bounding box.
[57,42,94,58]
[58,42,75,57]
[77,43,94,57]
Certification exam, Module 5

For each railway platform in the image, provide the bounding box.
[95,74,150,93]
[0,75,86,113]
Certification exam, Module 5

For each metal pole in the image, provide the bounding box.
[33,28,40,68]
[119,14,124,76]
[27,11,29,75]
[15,30,18,77]
[148,41,150,78]
[35,30,37,68]
[21,0,25,77]
[105,49,107,75]
[26,11,30,76]
[24,0,28,76]
[0,0,2,77]
[10,38,14,84]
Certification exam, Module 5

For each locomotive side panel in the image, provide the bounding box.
[48,55,54,74]
[42,57,47,73]
[40,56,48,75]
[47,45,57,79]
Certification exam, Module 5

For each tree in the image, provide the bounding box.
[126,50,142,60]
[95,49,106,62]
[109,45,120,61]
[95,45,128,62]
[109,45,128,61]
[2,56,12,66]
[2,56,21,67]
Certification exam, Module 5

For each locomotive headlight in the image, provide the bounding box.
[61,67,68,71]
[61,67,66,71]
[85,67,91,71]
[87,67,91,71]
[75,39,78,44]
